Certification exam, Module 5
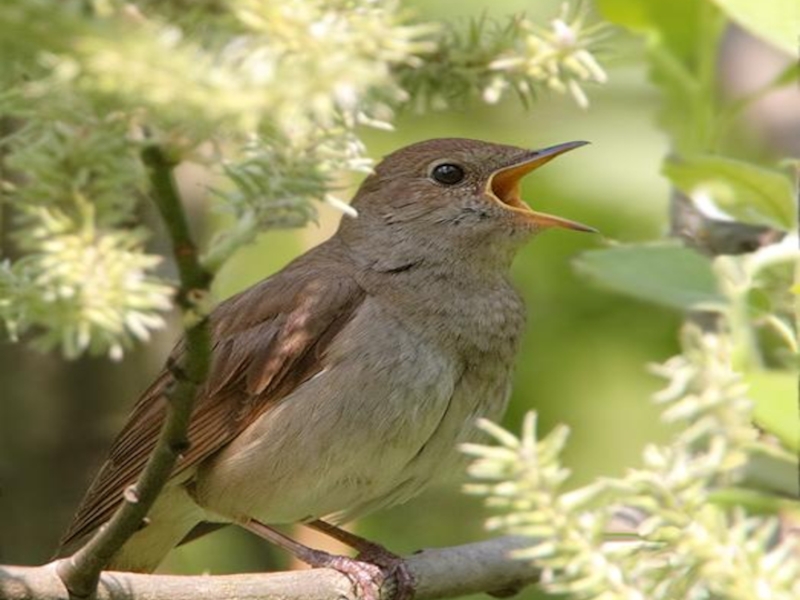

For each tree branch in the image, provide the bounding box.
[56,145,213,598]
[3,536,541,600]
[669,188,783,256]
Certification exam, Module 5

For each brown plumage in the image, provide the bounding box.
[60,247,364,549]
[58,137,592,571]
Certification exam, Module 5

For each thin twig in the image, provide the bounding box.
[56,145,213,598]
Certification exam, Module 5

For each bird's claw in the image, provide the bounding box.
[317,553,414,600]
[327,555,383,600]
[353,549,414,600]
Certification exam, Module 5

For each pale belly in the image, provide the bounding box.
[112,361,512,571]
[192,295,515,525]
[191,303,440,524]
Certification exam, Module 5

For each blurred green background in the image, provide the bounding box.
[0,0,741,597]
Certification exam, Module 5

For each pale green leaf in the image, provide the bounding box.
[747,369,799,452]
[711,487,795,513]
[663,154,796,230]
[709,0,799,56]
[597,0,703,62]
[574,243,727,311]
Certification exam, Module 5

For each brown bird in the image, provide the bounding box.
[58,137,593,596]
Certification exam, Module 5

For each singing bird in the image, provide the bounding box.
[58,137,594,594]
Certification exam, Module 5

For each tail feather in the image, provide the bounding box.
[56,482,206,573]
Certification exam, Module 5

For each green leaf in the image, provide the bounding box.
[736,445,800,501]
[711,487,796,514]
[747,370,799,452]
[709,0,799,56]
[597,0,703,63]
[663,154,797,230]
[770,61,800,89]
[598,0,726,154]
[573,243,727,311]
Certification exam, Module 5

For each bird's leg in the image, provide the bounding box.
[307,519,400,561]
[308,519,415,600]
[244,519,408,600]
[308,519,389,556]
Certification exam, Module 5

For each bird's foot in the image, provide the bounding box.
[354,550,414,600]
[315,552,413,600]
[309,519,415,600]
[313,553,387,600]
[244,519,414,600]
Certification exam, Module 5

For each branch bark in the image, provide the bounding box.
[2,536,540,600]
[56,145,213,598]
[669,188,783,256]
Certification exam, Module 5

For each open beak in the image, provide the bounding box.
[487,141,597,233]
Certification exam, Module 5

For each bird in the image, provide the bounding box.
[57,137,594,597]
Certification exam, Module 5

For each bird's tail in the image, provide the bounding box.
[55,482,205,573]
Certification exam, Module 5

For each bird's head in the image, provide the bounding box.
[337,138,595,272]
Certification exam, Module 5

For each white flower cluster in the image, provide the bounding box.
[1,0,610,359]
[486,4,608,109]
[4,206,172,360]
[228,0,432,131]
[464,327,799,599]
[54,0,430,140]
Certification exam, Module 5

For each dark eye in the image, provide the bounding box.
[431,163,465,185]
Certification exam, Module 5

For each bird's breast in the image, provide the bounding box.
[193,283,526,525]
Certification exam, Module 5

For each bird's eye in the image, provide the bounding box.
[431,163,465,185]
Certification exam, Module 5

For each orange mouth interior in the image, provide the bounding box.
[484,142,597,233]
[489,161,539,213]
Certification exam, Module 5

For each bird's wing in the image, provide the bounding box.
[58,255,365,553]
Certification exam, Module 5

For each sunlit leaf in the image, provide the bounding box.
[597,0,725,154]
[573,243,727,311]
[709,0,799,56]
[596,0,702,62]
[663,154,796,230]
[747,369,799,452]
[711,487,794,514]
[735,445,800,501]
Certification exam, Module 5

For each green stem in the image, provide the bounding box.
[142,145,213,300]
[56,145,213,598]
[695,0,725,153]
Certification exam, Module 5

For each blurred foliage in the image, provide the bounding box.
[663,154,796,230]
[575,243,727,311]
[708,0,799,55]
[467,327,799,599]
[590,0,798,469]
[399,5,610,111]
[460,0,799,596]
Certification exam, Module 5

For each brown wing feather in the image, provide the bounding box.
[58,246,365,553]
